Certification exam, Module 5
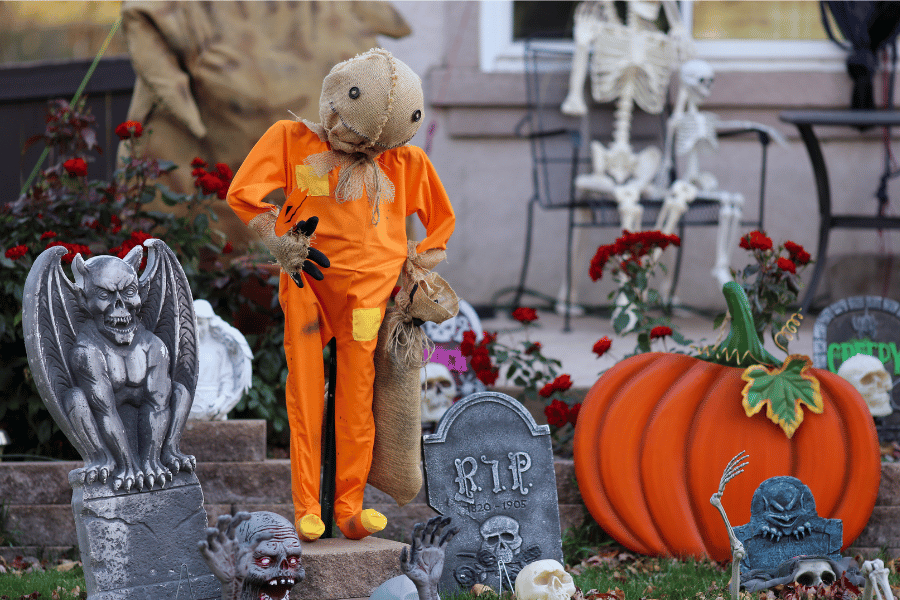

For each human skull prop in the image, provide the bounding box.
[73,246,144,346]
[681,59,715,102]
[420,363,457,423]
[837,354,894,417]
[480,516,522,563]
[515,560,576,600]
[234,512,304,600]
[793,559,837,588]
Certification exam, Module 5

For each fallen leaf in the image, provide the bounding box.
[55,561,79,573]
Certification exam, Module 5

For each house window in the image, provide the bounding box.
[479,0,845,73]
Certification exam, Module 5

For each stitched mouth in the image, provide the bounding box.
[328,102,415,150]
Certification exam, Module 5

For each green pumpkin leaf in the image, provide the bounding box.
[740,355,824,438]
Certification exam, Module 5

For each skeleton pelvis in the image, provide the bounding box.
[590,141,661,186]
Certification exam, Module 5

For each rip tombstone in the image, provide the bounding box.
[423,392,564,595]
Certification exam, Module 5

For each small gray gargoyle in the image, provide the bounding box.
[710,451,894,600]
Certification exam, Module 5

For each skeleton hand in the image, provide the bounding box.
[248,211,330,289]
[400,516,458,599]
[861,559,894,600]
[199,513,273,588]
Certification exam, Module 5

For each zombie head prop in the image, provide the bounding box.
[514,560,576,600]
[73,247,143,346]
[837,353,894,417]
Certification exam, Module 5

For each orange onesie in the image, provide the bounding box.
[227,118,454,539]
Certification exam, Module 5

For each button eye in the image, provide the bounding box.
[349,87,361,99]
[412,109,422,122]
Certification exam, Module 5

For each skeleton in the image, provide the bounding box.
[193,299,253,420]
[420,363,457,424]
[656,59,788,286]
[710,452,893,600]
[514,559,576,600]
[22,239,196,492]
[199,511,304,600]
[562,0,693,231]
[838,353,895,417]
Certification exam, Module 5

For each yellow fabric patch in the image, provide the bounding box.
[295,165,330,196]
[352,308,382,341]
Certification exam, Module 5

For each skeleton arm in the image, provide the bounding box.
[710,451,749,600]
[561,2,614,116]
[861,559,894,600]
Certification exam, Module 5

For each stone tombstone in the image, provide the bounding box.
[813,296,900,442]
[734,477,842,576]
[22,239,218,599]
[422,392,564,595]
[192,299,253,420]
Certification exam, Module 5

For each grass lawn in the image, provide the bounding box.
[0,542,897,599]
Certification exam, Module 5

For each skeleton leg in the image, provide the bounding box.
[613,184,644,232]
[861,559,894,600]
[711,191,744,287]
[710,451,749,600]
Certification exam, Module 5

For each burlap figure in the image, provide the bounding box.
[369,244,458,506]
[120,1,411,253]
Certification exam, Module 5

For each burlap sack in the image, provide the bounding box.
[367,242,458,506]
[367,306,425,506]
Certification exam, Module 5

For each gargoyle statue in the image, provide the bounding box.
[22,239,197,492]
[199,511,304,600]
[710,452,894,600]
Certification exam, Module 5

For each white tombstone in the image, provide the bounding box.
[191,299,253,420]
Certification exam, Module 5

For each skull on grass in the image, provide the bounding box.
[235,512,304,600]
[514,559,576,600]
[420,363,457,422]
[480,515,522,563]
[793,559,836,588]
[837,354,894,417]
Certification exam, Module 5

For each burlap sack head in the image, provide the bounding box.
[318,48,424,159]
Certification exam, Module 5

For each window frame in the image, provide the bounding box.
[479,0,846,73]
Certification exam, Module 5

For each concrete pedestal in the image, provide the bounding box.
[72,471,218,600]
[291,537,407,600]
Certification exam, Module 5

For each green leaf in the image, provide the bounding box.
[740,355,824,438]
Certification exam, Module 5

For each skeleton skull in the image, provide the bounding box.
[73,247,143,346]
[681,59,714,102]
[235,512,304,600]
[793,559,836,588]
[515,560,576,600]
[480,516,522,563]
[420,363,457,423]
[837,354,894,417]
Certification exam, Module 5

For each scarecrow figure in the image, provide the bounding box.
[227,48,455,542]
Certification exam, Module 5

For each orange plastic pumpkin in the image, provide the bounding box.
[573,284,881,561]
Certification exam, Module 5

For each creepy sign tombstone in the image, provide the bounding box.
[422,392,564,595]
[813,296,900,442]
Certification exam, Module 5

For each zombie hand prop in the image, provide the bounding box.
[248,211,330,289]
[400,516,458,600]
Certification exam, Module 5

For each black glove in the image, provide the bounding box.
[289,216,330,289]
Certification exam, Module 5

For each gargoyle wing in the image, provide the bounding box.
[22,245,89,456]
[138,239,198,397]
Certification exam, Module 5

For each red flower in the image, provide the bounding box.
[512,307,538,324]
[63,157,88,177]
[482,331,497,346]
[740,230,773,252]
[525,341,542,355]
[777,257,797,274]
[390,286,401,301]
[459,330,477,357]
[5,245,28,260]
[110,231,152,269]
[544,399,569,428]
[593,336,612,357]
[214,163,234,182]
[109,214,122,234]
[222,241,233,254]
[45,241,90,264]
[539,373,573,397]
[114,120,143,140]
[191,157,208,168]
[40,231,57,240]
[649,325,673,339]
[197,173,224,196]
[567,402,581,426]
[476,368,499,386]
[784,241,811,265]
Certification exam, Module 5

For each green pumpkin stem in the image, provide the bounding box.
[699,282,781,368]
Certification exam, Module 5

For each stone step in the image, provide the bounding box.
[292,537,406,600]
[181,418,267,463]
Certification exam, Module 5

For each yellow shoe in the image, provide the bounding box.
[339,509,387,540]
[296,514,326,542]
